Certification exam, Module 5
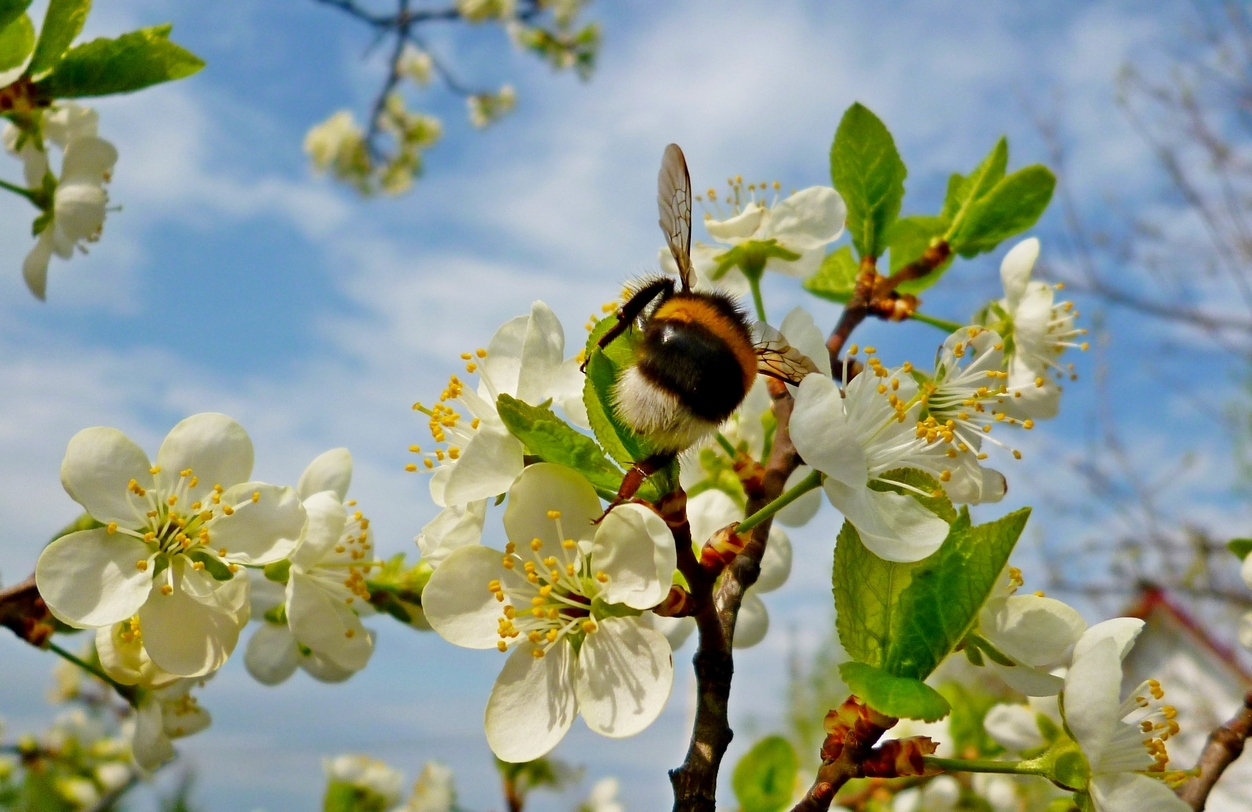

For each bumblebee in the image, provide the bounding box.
[590,144,817,498]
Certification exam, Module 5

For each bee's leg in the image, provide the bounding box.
[581,278,674,371]
[594,452,676,523]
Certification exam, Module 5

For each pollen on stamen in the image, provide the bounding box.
[251,491,260,503]
[344,629,356,638]
[222,504,234,515]
[150,466,161,475]
[405,464,418,472]
[135,560,148,571]
[160,584,174,596]
[531,538,543,551]
[106,522,118,534]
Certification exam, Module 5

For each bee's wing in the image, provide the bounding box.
[658,143,694,291]
[753,322,821,385]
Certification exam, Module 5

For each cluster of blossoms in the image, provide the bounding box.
[2,102,117,299]
[33,414,384,769]
[0,708,133,809]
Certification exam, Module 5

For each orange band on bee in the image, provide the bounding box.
[652,297,757,390]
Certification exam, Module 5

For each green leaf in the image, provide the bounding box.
[942,137,1008,223]
[582,315,655,466]
[948,165,1056,258]
[496,392,657,502]
[0,0,31,33]
[802,245,858,304]
[732,736,799,812]
[48,511,103,544]
[887,215,952,294]
[186,548,234,581]
[830,102,907,260]
[0,12,33,72]
[28,0,89,76]
[34,24,205,99]
[838,662,950,722]
[1229,538,1252,561]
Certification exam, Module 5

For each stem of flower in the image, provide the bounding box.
[715,432,737,457]
[736,469,821,535]
[923,756,1048,777]
[748,274,768,322]
[45,640,136,705]
[0,177,37,203]
[909,311,964,333]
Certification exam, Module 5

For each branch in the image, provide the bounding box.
[1177,689,1252,810]
[0,573,55,647]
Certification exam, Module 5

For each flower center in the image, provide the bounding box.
[406,348,491,474]
[489,509,606,658]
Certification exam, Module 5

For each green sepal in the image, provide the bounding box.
[323,779,394,812]
[731,735,799,812]
[34,23,205,99]
[27,0,88,76]
[186,548,234,581]
[802,245,857,304]
[0,11,33,71]
[263,558,291,584]
[0,0,31,33]
[31,208,53,237]
[495,392,654,502]
[838,661,950,722]
[887,214,952,294]
[830,102,907,260]
[589,596,641,619]
[263,604,287,625]
[713,239,801,281]
[1228,538,1252,561]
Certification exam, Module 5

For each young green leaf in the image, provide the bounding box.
[801,245,858,304]
[948,165,1056,258]
[0,11,33,71]
[887,215,951,294]
[732,736,799,812]
[941,137,1008,223]
[0,0,32,33]
[582,315,658,466]
[27,0,88,76]
[1229,538,1252,561]
[830,102,907,260]
[838,662,951,722]
[496,392,656,502]
[34,24,205,99]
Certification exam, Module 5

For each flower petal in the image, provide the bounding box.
[983,703,1046,754]
[482,314,529,398]
[95,622,177,689]
[791,374,866,488]
[423,545,509,649]
[999,238,1039,308]
[22,230,53,301]
[301,652,357,683]
[755,526,792,594]
[291,491,347,570]
[213,483,305,565]
[986,594,1086,667]
[244,621,300,686]
[1062,636,1123,766]
[989,662,1064,697]
[60,427,153,528]
[706,202,766,242]
[574,618,673,738]
[592,503,677,610]
[1073,618,1145,663]
[733,591,769,649]
[641,613,696,651]
[59,136,116,186]
[551,356,591,429]
[441,427,525,506]
[504,463,601,547]
[824,480,948,562]
[686,490,741,550]
[155,413,254,503]
[417,500,488,566]
[764,245,824,279]
[780,307,833,378]
[138,563,244,677]
[1090,773,1190,812]
[132,697,174,772]
[516,301,565,404]
[297,447,353,502]
[287,571,373,672]
[763,187,846,250]
[485,640,577,762]
[36,528,154,627]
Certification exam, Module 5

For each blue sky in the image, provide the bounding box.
[1,1,1245,810]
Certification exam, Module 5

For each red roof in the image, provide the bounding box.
[1123,586,1252,685]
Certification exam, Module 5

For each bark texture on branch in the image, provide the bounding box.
[1178,688,1252,810]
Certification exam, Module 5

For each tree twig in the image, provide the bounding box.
[0,573,55,647]
[1177,688,1252,810]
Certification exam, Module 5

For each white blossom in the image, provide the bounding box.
[36,413,305,677]
[131,679,212,772]
[403,762,456,812]
[580,777,625,812]
[324,754,405,809]
[422,463,676,762]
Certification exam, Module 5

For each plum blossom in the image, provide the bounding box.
[131,679,212,771]
[36,413,305,677]
[4,103,118,300]
[790,369,951,562]
[245,449,376,684]
[408,301,586,515]
[324,754,405,810]
[1057,619,1188,812]
[402,762,456,812]
[422,464,676,762]
[972,566,1085,695]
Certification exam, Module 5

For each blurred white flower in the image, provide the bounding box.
[580,777,624,812]
[403,762,456,812]
[324,754,405,809]
[131,679,212,772]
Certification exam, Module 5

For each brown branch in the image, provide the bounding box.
[790,700,908,812]
[0,573,55,647]
[1177,689,1252,810]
